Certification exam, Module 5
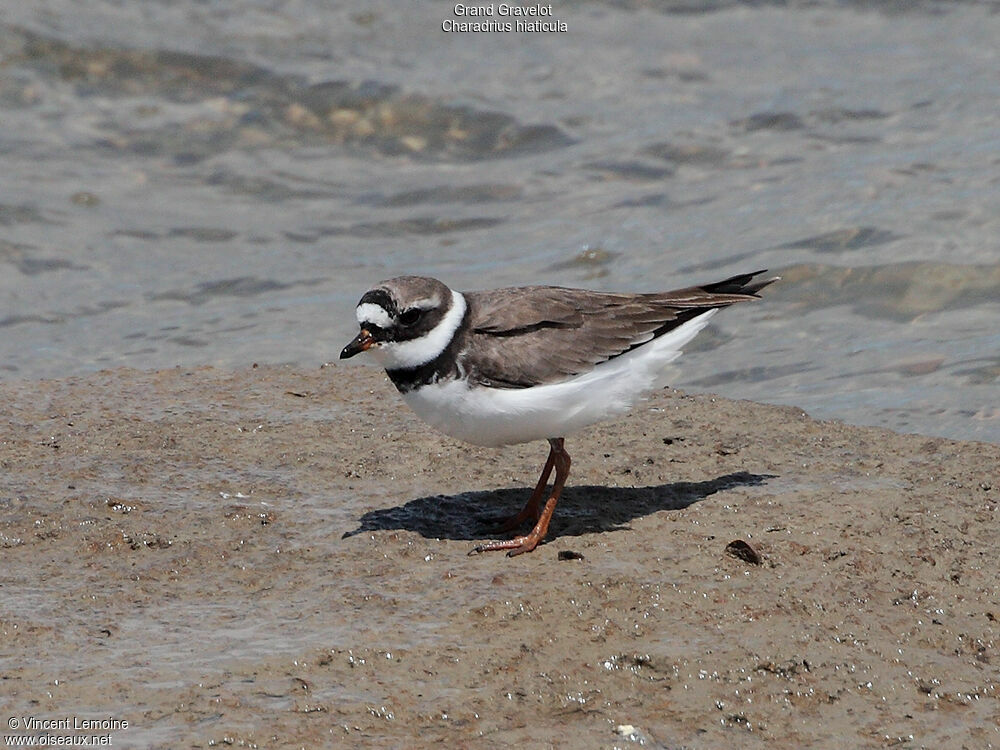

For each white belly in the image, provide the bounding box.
[399,310,716,447]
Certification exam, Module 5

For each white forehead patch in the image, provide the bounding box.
[356,302,394,329]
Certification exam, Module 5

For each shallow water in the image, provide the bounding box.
[0,0,998,442]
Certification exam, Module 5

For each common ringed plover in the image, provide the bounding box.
[341,270,777,556]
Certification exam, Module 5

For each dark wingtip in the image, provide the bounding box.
[741,270,781,296]
[703,269,779,297]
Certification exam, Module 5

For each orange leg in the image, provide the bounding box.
[491,446,556,533]
[472,438,571,556]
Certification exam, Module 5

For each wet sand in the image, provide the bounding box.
[2,365,998,748]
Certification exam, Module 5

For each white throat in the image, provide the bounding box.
[370,289,467,370]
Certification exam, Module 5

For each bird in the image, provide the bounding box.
[340,270,778,556]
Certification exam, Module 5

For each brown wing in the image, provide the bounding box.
[461,270,776,388]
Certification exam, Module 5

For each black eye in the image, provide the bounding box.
[398,308,422,327]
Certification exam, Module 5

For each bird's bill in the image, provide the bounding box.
[340,329,375,359]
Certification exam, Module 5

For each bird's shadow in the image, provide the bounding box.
[343,471,774,544]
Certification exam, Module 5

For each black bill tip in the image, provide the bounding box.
[340,329,374,359]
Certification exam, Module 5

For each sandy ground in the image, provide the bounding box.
[1,364,998,748]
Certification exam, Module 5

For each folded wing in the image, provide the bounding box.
[462,270,777,388]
